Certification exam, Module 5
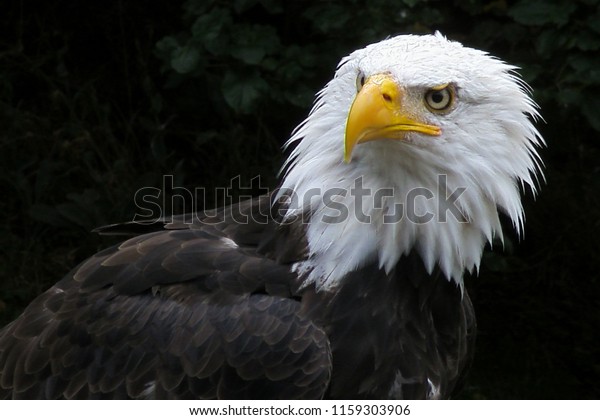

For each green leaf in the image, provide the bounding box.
[509,0,577,27]
[535,30,563,57]
[284,44,318,69]
[155,36,179,59]
[519,64,543,83]
[170,45,201,74]
[221,70,269,113]
[261,57,279,71]
[230,25,280,65]
[303,4,351,33]
[557,88,582,106]
[191,8,232,55]
[276,61,303,83]
[567,54,600,84]
[183,0,215,16]
[284,85,315,108]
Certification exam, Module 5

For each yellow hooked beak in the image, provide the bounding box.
[344,73,442,162]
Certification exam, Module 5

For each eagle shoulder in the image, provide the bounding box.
[0,196,330,399]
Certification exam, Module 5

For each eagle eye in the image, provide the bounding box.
[424,84,455,113]
[356,72,366,92]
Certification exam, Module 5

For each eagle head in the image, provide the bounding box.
[278,32,544,291]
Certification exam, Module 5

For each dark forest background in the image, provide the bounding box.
[1,0,599,399]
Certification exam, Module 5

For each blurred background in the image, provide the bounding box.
[0,0,598,399]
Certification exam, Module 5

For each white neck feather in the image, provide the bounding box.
[276,34,544,291]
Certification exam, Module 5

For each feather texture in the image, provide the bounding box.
[0,33,543,399]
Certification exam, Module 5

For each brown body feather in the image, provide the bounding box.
[0,195,475,399]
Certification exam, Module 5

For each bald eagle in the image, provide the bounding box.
[0,33,543,399]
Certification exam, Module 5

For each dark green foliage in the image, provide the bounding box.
[0,0,598,398]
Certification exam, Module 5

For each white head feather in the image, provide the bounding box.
[277,33,544,291]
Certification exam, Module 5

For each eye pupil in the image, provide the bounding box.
[431,92,444,103]
[425,85,454,112]
[356,72,366,91]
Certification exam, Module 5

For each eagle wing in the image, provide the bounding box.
[0,196,331,399]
